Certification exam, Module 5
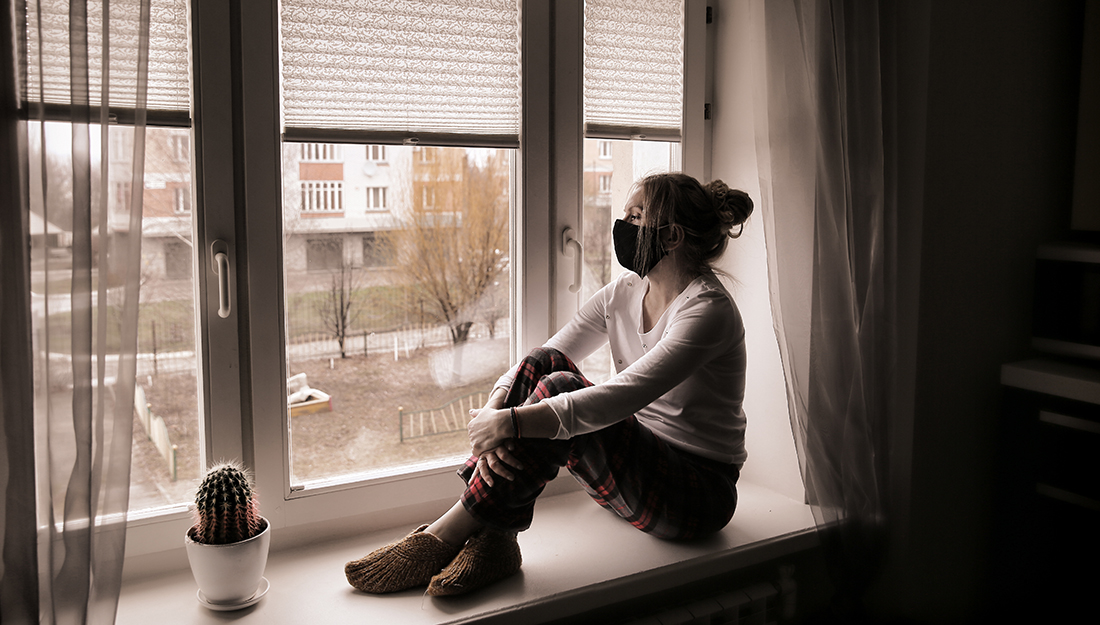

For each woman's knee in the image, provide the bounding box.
[536,371,592,397]
[525,346,561,360]
[521,346,560,364]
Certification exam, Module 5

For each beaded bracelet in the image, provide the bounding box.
[510,407,521,439]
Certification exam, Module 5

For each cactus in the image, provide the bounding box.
[190,462,263,545]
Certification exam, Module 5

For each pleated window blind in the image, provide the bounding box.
[280,0,522,141]
[584,0,684,140]
[24,0,191,114]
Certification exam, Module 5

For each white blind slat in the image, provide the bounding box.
[280,0,521,138]
[584,0,684,136]
[24,0,190,113]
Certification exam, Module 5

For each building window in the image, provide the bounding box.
[598,173,612,195]
[598,140,612,159]
[366,186,387,210]
[168,135,188,162]
[300,181,343,213]
[301,143,342,162]
[173,187,191,213]
[110,130,130,162]
[164,240,192,281]
[366,145,387,162]
[421,185,436,209]
[361,232,392,267]
[416,146,436,163]
[115,181,132,211]
[306,237,344,272]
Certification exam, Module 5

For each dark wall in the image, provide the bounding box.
[885,1,1085,621]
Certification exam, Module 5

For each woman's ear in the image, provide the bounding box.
[663,224,685,251]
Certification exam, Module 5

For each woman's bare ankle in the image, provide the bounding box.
[426,502,483,547]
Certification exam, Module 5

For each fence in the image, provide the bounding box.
[288,323,474,361]
[399,389,488,442]
[134,385,178,481]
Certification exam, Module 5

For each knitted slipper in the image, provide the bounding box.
[345,524,460,594]
[426,527,522,596]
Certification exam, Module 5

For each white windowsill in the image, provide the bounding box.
[116,481,816,624]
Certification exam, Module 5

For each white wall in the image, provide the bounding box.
[707,1,804,502]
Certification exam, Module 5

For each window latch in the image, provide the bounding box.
[562,228,583,294]
[211,240,231,319]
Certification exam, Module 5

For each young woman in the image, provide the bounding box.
[345,172,754,596]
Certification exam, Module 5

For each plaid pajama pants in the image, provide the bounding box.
[459,347,740,540]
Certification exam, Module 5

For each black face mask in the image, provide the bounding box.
[613,219,666,277]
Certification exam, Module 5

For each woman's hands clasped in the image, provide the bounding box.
[467,406,524,487]
[466,406,510,456]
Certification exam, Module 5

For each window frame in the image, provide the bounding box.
[305,236,344,272]
[365,186,387,210]
[300,142,342,162]
[366,144,387,162]
[598,172,612,195]
[124,0,707,560]
[420,185,436,210]
[299,180,344,214]
[172,186,191,213]
[168,134,189,162]
[361,232,392,268]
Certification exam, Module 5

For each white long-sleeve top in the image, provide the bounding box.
[496,271,748,465]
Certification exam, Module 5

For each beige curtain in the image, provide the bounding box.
[1,1,151,623]
[751,0,896,619]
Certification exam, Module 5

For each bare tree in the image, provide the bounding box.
[386,148,509,345]
[478,274,509,339]
[316,242,362,359]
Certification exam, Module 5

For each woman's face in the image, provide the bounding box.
[623,188,646,226]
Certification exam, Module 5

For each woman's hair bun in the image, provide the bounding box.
[704,179,754,237]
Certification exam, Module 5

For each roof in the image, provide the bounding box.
[27,210,69,235]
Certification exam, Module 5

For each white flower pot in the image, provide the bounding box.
[184,517,271,608]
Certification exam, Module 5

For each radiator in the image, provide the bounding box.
[621,566,796,625]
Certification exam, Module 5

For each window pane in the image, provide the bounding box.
[283,143,513,484]
[129,127,200,511]
[578,138,677,384]
[28,123,201,515]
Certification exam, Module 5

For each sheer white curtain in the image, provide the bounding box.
[1,1,152,623]
[750,0,895,618]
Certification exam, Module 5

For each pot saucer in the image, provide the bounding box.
[197,576,270,611]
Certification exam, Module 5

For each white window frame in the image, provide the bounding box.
[365,186,387,210]
[598,139,612,159]
[110,130,129,161]
[115,181,131,211]
[124,0,708,560]
[300,180,343,213]
[598,173,612,195]
[173,186,190,213]
[366,144,387,162]
[300,142,342,162]
[168,134,188,162]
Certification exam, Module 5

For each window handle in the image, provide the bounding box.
[212,240,231,318]
[562,227,583,294]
